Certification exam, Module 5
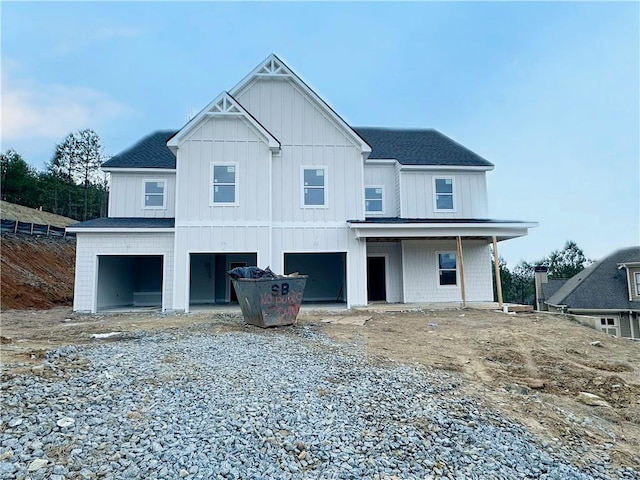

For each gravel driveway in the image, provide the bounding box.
[0,323,635,479]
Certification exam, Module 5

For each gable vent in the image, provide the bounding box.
[257,58,287,76]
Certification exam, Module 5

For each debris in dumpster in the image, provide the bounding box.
[227,266,277,280]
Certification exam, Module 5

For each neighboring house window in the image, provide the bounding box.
[143,180,166,209]
[438,252,457,286]
[302,167,326,207]
[365,186,384,214]
[434,178,455,211]
[212,164,237,204]
[635,272,640,296]
[598,317,620,337]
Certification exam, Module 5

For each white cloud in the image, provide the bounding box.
[1,63,134,143]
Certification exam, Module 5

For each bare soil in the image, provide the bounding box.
[1,234,76,310]
[0,306,638,472]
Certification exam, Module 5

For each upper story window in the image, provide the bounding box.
[302,167,327,207]
[212,164,237,205]
[143,180,166,209]
[434,178,455,211]
[635,272,640,296]
[438,252,457,286]
[365,186,384,214]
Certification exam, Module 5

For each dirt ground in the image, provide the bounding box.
[1,306,638,472]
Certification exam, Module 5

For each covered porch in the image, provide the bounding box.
[348,218,537,306]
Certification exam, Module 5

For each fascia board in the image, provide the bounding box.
[67,228,175,233]
[348,222,538,240]
[229,54,371,156]
[102,168,176,174]
[398,165,494,172]
[365,159,398,166]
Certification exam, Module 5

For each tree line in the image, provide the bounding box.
[1,129,109,221]
[493,240,592,305]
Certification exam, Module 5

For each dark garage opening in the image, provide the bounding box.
[189,252,257,306]
[284,252,346,303]
[96,255,163,311]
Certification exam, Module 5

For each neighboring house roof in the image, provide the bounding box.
[69,218,175,229]
[541,278,568,300]
[546,246,640,311]
[102,131,178,169]
[354,128,494,167]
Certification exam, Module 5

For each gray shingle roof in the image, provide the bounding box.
[102,131,178,169]
[69,218,175,229]
[541,278,568,301]
[546,246,640,310]
[353,128,494,167]
[103,126,494,170]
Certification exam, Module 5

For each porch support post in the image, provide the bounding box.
[456,236,466,307]
[492,236,503,308]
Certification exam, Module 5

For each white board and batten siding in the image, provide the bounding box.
[108,173,176,218]
[402,240,493,303]
[234,77,366,223]
[400,170,488,218]
[175,117,272,223]
[364,164,399,217]
[73,233,175,313]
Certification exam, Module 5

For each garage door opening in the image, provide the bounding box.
[284,252,346,303]
[189,253,257,306]
[96,255,163,311]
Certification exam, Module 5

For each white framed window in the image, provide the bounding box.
[211,163,238,205]
[143,179,166,209]
[635,272,640,296]
[437,251,457,286]
[598,317,620,337]
[365,186,384,214]
[302,167,327,207]
[434,177,455,211]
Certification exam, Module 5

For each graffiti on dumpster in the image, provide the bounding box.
[260,282,303,317]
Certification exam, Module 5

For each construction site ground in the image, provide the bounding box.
[1,306,638,473]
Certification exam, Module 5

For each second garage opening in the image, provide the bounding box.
[284,252,346,303]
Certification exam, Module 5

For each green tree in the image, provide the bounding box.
[48,129,108,220]
[542,240,592,278]
[510,260,536,305]
[0,149,38,207]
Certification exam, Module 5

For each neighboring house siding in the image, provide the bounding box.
[73,233,175,312]
[367,242,403,303]
[400,171,488,218]
[108,173,176,218]
[364,164,399,216]
[402,240,492,302]
[176,117,272,222]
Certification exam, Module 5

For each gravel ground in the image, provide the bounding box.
[1,324,636,480]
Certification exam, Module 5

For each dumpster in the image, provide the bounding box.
[228,268,308,327]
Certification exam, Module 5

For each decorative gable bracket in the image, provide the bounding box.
[255,57,289,77]
[167,92,280,153]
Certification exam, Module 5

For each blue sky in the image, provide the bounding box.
[1,1,638,267]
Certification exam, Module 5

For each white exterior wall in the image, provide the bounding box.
[402,239,492,303]
[364,164,399,217]
[172,225,270,311]
[73,232,175,313]
[235,78,365,223]
[400,170,488,218]
[366,242,403,303]
[176,117,272,222]
[108,173,176,218]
